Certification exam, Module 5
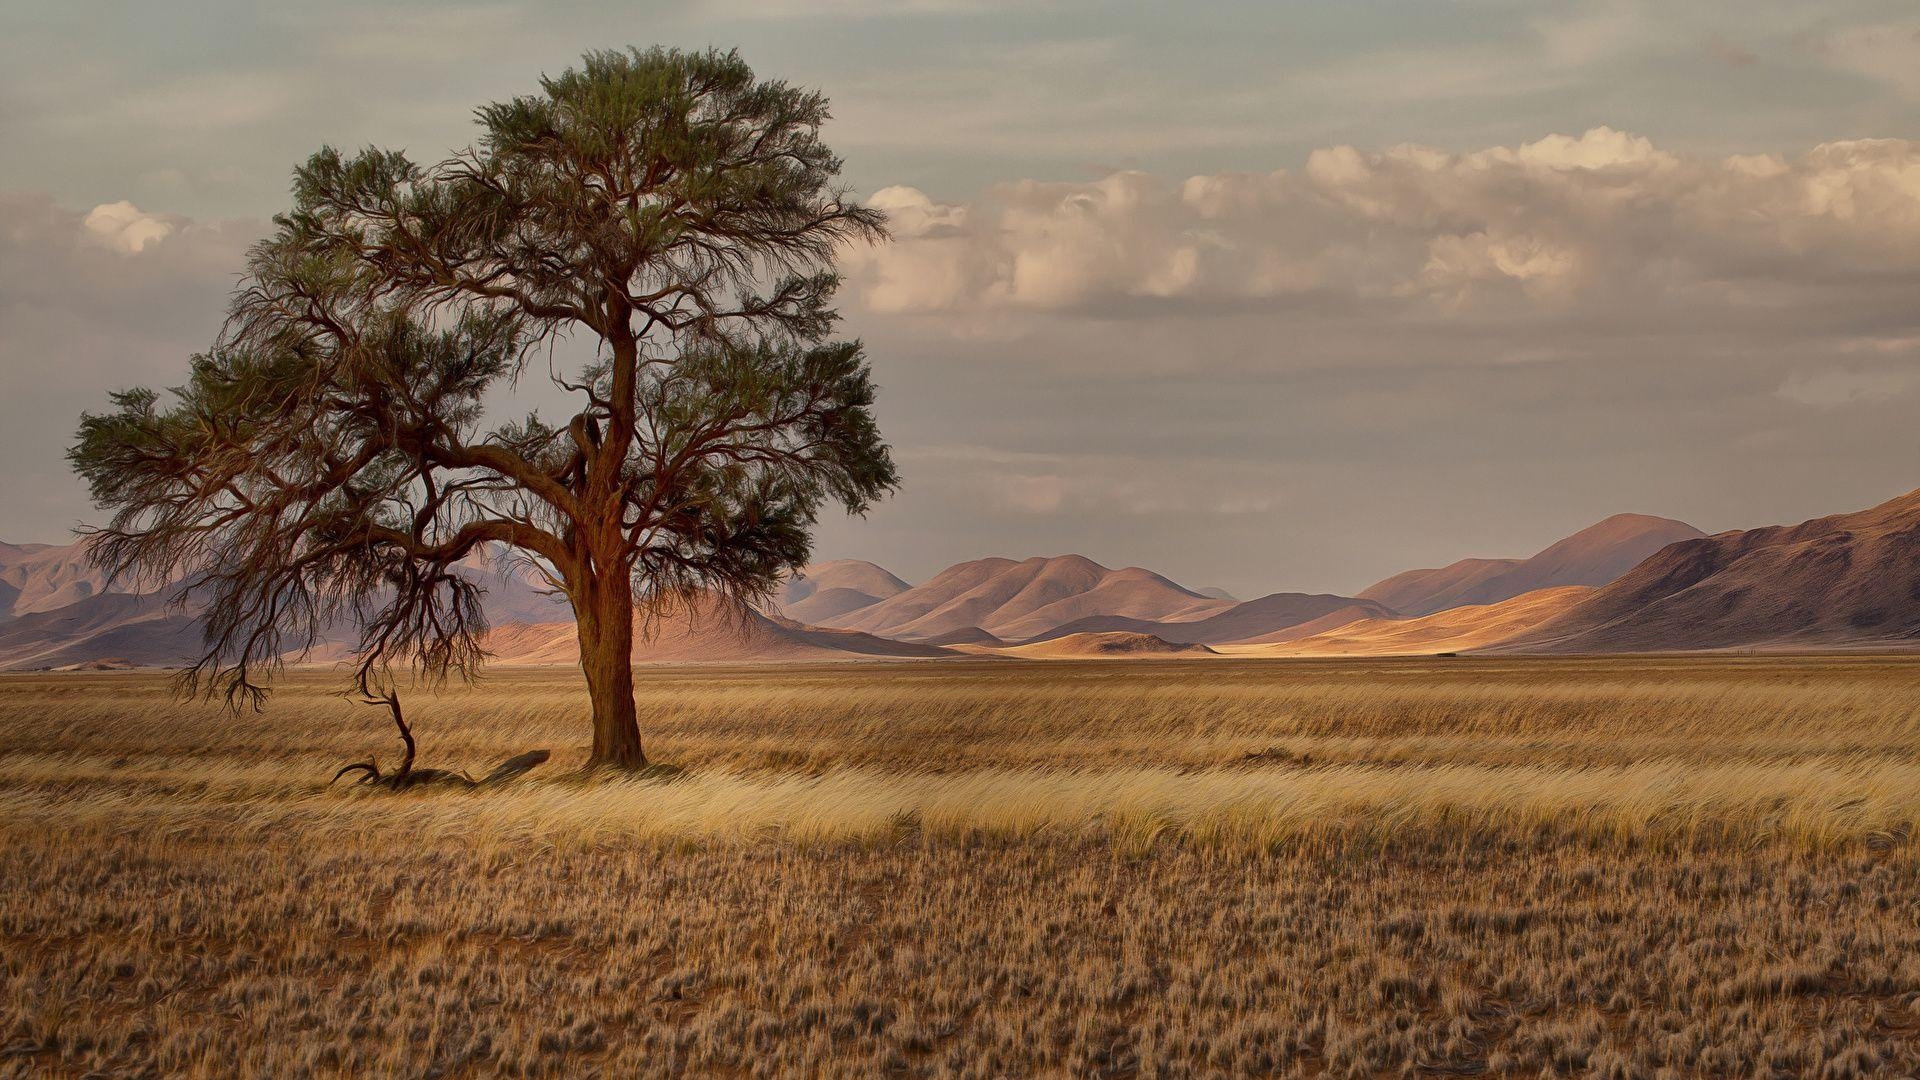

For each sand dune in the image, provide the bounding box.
[0,540,943,670]
[8,489,1918,668]
[1224,586,1594,657]
[921,626,1005,647]
[779,586,890,625]
[0,539,119,619]
[485,598,956,664]
[1224,603,1405,646]
[813,556,1023,638]
[979,631,1218,659]
[1029,593,1397,646]
[823,555,1229,642]
[989,567,1232,641]
[0,537,569,628]
[774,560,911,625]
[1357,558,1518,616]
[1361,514,1704,616]
[1494,490,1920,654]
[0,589,203,669]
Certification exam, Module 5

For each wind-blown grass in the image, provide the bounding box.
[9,758,1916,853]
[4,657,1920,1077]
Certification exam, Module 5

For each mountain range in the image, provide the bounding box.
[0,540,127,618]
[800,554,1233,643]
[1493,489,1920,653]
[3,490,1918,668]
[1236,586,1596,657]
[773,560,913,625]
[1356,514,1707,616]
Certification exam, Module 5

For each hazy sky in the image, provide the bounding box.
[4,0,1919,597]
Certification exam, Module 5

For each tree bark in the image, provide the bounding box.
[575,573,646,770]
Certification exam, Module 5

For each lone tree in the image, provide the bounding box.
[70,47,896,770]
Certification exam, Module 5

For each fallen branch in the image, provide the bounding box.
[328,689,548,790]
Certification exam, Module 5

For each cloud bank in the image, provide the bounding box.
[850,129,1920,335]
[819,129,1920,591]
[7,128,1920,595]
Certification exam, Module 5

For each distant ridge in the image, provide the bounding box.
[774,560,912,625]
[1360,513,1706,616]
[1230,586,1594,657]
[0,589,202,669]
[0,545,940,669]
[982,631,1217,659]
[9,490,1920,667]
[482,596,956,664]
[1027,593,1397,647]
[920,626,1004,647]
[819,555,1231,642]
[1492,490,1920,654]
[0,538,115,619]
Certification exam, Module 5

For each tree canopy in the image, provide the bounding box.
[72,47,896,768]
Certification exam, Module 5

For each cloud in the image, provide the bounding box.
[813,126,1920,593]
[847,128,1920,331]
[0,194,259,539]
[81,201,175,254]
[10,129,1920,600]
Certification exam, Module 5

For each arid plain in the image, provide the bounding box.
[5,656,1920,1078]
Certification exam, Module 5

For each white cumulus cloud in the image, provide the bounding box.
[847,128,1920,333]
[81,201,175,254]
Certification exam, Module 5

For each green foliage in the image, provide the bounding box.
[71,46,896,712]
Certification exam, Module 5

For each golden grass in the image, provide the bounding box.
[8,758,1917,855]
[4,657,1920,1077]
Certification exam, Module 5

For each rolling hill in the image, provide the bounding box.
[1027,593,1398,646]
[920,626,1005,647]
[483,597,955,664]
[0,588,204,669]
[1492,490,1920,654]
[0,542,937,668]
[1360,514,1705,616]
[819,555,1231,642]
[772,560,912,625]
[9,489,1920,666]
[973,631,1217,659]
[1227,586,1594,657]
[0,539,120,619]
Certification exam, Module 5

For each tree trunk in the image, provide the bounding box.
[576,575,647,770]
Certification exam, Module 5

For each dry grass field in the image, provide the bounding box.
[4,656,1920,1078]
